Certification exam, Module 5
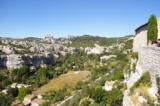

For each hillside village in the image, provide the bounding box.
[0,15,160,106]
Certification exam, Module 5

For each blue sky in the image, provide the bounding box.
[0,0,160,38]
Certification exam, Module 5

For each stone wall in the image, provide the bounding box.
[138,46,160,93]
[133,25,147,52]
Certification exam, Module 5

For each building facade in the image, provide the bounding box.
[133,18,160,52]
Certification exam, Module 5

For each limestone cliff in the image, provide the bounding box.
[0,54,55,69]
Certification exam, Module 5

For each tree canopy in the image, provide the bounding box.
[147,14,158,42]
[18,87,30,101]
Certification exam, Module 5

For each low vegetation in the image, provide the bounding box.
[0,35,134,106]
[129,72,157,106]
[130,71,151,94]
[33,71,90,94]
[70,35,123,47]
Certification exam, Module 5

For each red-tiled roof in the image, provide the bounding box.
[32,99,45,105]
[105,81,115,86]
[24,94,36,100]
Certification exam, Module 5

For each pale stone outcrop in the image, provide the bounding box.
[100,55,117,61]
[2,46,16,54]
[6,54,23,69]
[0,54,55,69]
[85,44,104,54]
[43,34,55,43]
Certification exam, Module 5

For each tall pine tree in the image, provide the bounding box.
[147,14,158,42]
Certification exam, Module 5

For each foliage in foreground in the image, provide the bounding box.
[0,92,14,106]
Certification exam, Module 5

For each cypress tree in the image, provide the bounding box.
[147,14,158,42]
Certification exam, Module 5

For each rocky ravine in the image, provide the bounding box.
[0,35,79,69]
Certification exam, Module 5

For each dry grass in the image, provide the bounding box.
[130,93,148,106]
[139,84,157,101]
[130,93,140,105]
[139,84,149,99]
[33,71,90,95]
[130,84,157,106]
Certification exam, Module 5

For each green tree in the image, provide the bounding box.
[147,14,158,42]
[0,92,14,106]
[18,87,30,101]
[90,86,106,103]
[80,99,91,106]
[8,87,19,97]
[37,68,48,80]
[103,88,123,106]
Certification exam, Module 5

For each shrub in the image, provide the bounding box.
[130,71,151,93]
[132,63,137,72]
[130,52,138,59]
[80,99,91,106]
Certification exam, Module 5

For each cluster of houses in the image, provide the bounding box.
[1,83,31,95]
[13,94,45,106]
[1,83,45,106]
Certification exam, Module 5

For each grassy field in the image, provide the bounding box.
[33,71,90,95]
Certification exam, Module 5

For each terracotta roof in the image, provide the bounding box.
[32,99,45,105]
[22,100,30,106]
[24,94,36,100]
[105,81,115,86]
[17,84,24,86]
[11,83,17,87]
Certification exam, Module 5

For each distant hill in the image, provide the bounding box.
[23,37,41,40]
[70,35,133,47]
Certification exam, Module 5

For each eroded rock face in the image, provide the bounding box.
[0,55,7,68]
[43,34,55,43]
[1,46,16,54]
[85,44,104,54]
[1,54,55,70]
[22,54,55,66]
[6,54,23,69]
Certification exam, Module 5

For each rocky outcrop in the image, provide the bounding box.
[85,44,104,54]
[43,34,55,43]
[0,54,55,70]
[22,54,55,66]
[6,54,23,69]
[0,55,7,68]
[1,45,16,54]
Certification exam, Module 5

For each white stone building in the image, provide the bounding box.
[104,81,115,91]
[133,18,160,52]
